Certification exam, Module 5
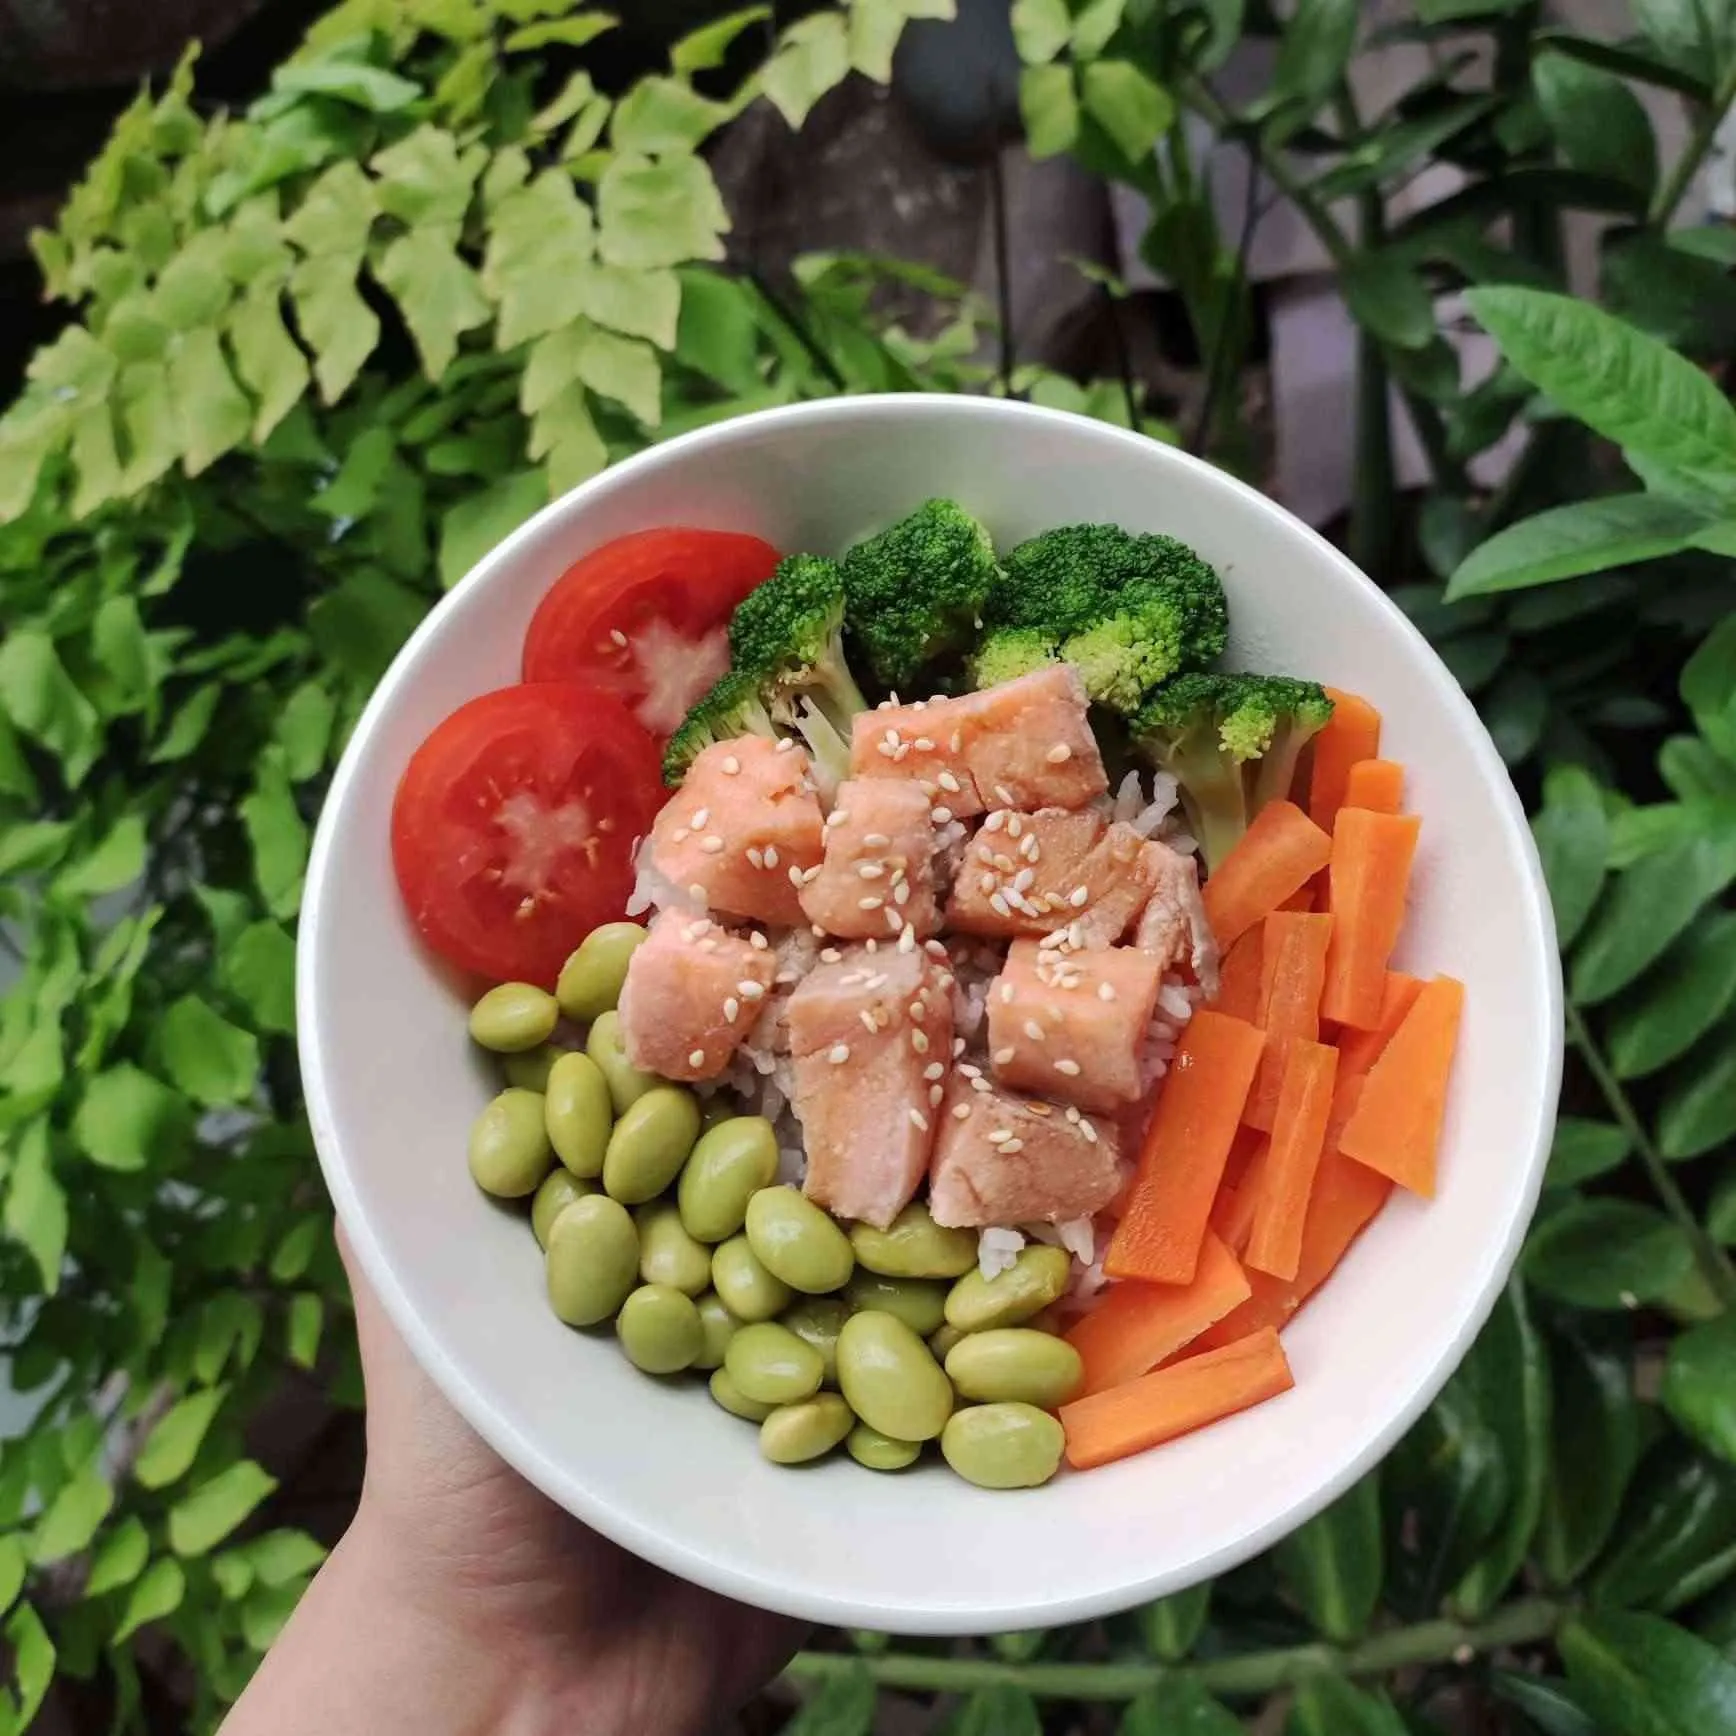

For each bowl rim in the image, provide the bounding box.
[298,393,1563,1631]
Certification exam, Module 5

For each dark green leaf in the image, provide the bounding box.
[1611,913,1736,1078]
[1659,1020,1736,1160]
[222,921,298,1036]
[1138,1580,1210,1660]
[1534,764,1610,949]
[287,1293,323,1369]
[1288,1675,1407,1736]
[31,1459,112,1564]
[157,996,260,1107]
[1672,226,1736,265]
[1122,1679,1242,1735]
[1605,233,1736,359]
[374,226,491,383]
[1531,30,1713,100]
[114,1559,184,1643]
[1711,1169,1736,1246]
[504,16,619,52]
[439,469,547,588]
[1547,1118,1630,1187]
[83,1516,149,1598]
[272,57,421,112]
[6,1603,54,1728]
[672,5,773,73]
[72,1065,188,1172]
[1526,1199,1694,1308]
[1562,1611,1736,1736]
[241,760,310,919]
[0,630,101,786]
[953,1685,1042,1736]
[1080,61,1174,163]
[1538,1320,1641,1586]
[1683,616,1736,761]
[244,1529,327,1587]
[1437,629,1507,693]
[57,813,147,900]
[1276,1472,1383,1640]
[1661,738,1736,806]
[5,1123,66,1295]
[1491,1673,1599,1736]
[1597,1441,1736,1611]
[1631,0,1735,72]
[1664,1315,1736,1466]
[1483,669,1549,766]
[134,1387,228,1491]
[1533,52,1657,195]
[150,683,221,762]
[168,1460,277,1557]
[1020,63,1080,158]
[1573,835,1736,1004]
[1339,251,1437,349]
[1266,0,1361,133]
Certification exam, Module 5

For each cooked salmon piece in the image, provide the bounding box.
[646,736,824,927]
[786,943,954,1227]
[798,778,939,940]
[617,912,777,1082]
[848,667,1107,818]
[1133,840,1211,974]
[986,939,1164,1114]
[929,1071,1122,1227]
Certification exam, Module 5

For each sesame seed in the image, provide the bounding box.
[724,996,740,1022]
[989,892,1012,917]
[917,780,937,798]
[1098,982,1116,1002]
[937,770,961,794]
[1013,867,1035,893]
[1023,1019,1046,1042]
[866,937,879,952]
[691,806,710,829]
[977,873,996,895]
[929,1083,944,1107]
[959,1062,981,1078]
[722,755,741,775]
[993,1046,1015,1065]
[701,835,725,854]
[788,865,805,887]
[876,742,898,760]
[858,862,885,879]
[812,923,827,937]
[952,1102,972,1120]
[1069,885,1090,907]
[828,1043,850,1065]
[914,737,934,752]
[775,969,798,985]
[887,909,904,932]
[987,1128,1012,1145]
[688,1049,707,1067]
[820,947,842,963]
[763,845,779,868]
[1055,1057,1082,1076]
[688,882,707,900]
[993,853,1017,873]
[952,1035,967,1056]
[1021,835,1040,862]
[739,980,766,1000]
[1027,1102,1053,1117]
[893,881,911,906]
[1007,815,1024,839]
[950,731,963,752]
[860,1010,878,1035]
[911,1028,930,1054]
[998,983,1015,1004]
[883,730,900,750]
[610,628,630,648]
[970,1075,992,1092]
[747,847,765,870]
[1080,1120,1099,1144]
[859,895,884,910]
[1047,743,1072,764]
[672,827,690,844]
[803,864,822,882]
[983,811,1005,833]
[924,1061,945,1081]
[828,809,850,827]
[994,785,1016,805]
[863,832,890,848]
[932,807,953,825]
[898,925,917,953]
[776,737,795,752]
[1001,1137,1025,1154]
[909,1108,929,1131]
[888,692,901,706]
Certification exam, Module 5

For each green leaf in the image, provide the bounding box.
[1080,61,1174,163]
[1596,1440,1736,1611]
[953,1684,1042,1736]
[223,921,298,1036]
[169,326,253,477]
[371,126,481,228]
[0,630,101,786]
[1137,1581,1210,1660]
[1534,763,1609,949]
[4,1124,66,1295]
[1339,250,1437,350]
[168,1460,277,1558]
[762,13,850,129]
[598,152,729,269]
[1714,1171,1736,1248]
[1287,1676,1407,1736]
[1011,0,1071,62]
[374,225,491,382]
[1465,287,1736,508]
[114,1558,184,1643]
[1492,1673,1600,1736]
[439,469,547,587]
[1658,1020,1736,1160]
[1267,0,1361,134]
[0,823,71,878]
[244,1528,327,1586]
[611,76,730,156]
[482,172,595,349]
[1275,1473,1383,1640]
[287,1292,324,1369]
[575,263,682,350]
[574,326,662,426]
[272,57,422,112]
[6,1603,54,1729]
[1604,233,1736,358]
[88,595,159,718]
[229,285,310,443]
[784,1663,876,1735]
[1526,1199,1694,1308]
[1661,738,1736,806]
[73,1065,187,1172]
[134,1387,228,1491]
[241,761,309,919]
[1533,52,1658,196]
[505,14,620,51]
[1532,29,1713,99]
[83,1516,150,1597]
[273,681,337,782]
[1664,1315,1736,1466]
[1122,1680,1242,1735]
[1683,615,1736,761]
[1020,63,1080,158]
[57,813,146,899]
[270,1215,325,1283]
[1547,1117,1631,1187]
[1610,913,1736,1079]
[0,1537,23,1615]
[1562,1611,1736,1736]
[159,996,260,1107]
[31,1459,112,1564]
[1573,835,1736,1004]
[848,0,955,82]
[672,5,772,73]
[1631,0,1735,72]
[1537,1322,1640,1587]
[291,254,381,403]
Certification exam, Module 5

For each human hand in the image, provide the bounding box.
[222,1230,804,1736]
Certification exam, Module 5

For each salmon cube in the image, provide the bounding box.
[799,778,939,940]
[1133,841,1208,972]
[986,939,1164,1114]
[851,697,982,814]
[786,944,954,1227]
[647,736,824,927]
[929,1072,1122,1227]
[617,912,777,1082]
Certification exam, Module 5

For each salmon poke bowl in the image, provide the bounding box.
[299,396,1561,1630]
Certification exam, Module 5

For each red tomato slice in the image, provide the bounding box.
[521,528,782,741]
[391,685,663,988]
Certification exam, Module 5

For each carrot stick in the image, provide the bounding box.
[1213,1138,1267,1254]
[1245,911,1333,1131]
[1220,1122,1267,1189]
[1105,1011,1266,1286]
[1339,975,1464,1197]
[1246,1040,1338,1281]
[1061,1328,1294,1469]
[1309,689,1381,831]
[1321,809,1422,1028]
[1278,885,1317,912]
[1201,802,1333,951]
[1064,1232,1251,1398]
[1215,929,1263,1023]
[1343,758,1405,815]
[1335,971,1424,1085]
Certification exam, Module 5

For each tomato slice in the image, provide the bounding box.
[521,528,782,741]
[391,685,664,987]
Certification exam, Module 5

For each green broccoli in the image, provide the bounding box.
[728,552,868,739]
[840,499,1002,689]
[662,669,779,787]
[1131,673,1334,870]
[969,626,1058,690]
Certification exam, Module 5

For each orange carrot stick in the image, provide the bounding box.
[1064,1232,1251,1398]
[1201,802,1333,951]
[1214,1138,1267,1254]
[1321,809,1422,1029]
[1309,689,1381,831]
[1216,928,1263,1023]
[1338,975,1464,1197]
[1279,885,1317,912]
[1061,1328,1294,1469]
[1335,971,1424,1084]
[1245,911,1334,1131]
[1105,1011,1266,1286]
[1220,1122,1267,1189]
[1246,1040,1338,1281]
[1342,758,1405,815]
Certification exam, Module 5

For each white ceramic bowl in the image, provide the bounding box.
[298,396,1561,1634]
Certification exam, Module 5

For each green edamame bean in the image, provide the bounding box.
[531,1168,595,1249]
[602,1086,701,1204]
[745,1187,855,1294]
[709,1368,774,1422]
[468,1089,553,1198]
[711,1236,793,1323]
[586,1011,659,1115]
[928,1323,967,1360]
[678,1118,779,1243]
[557,922,648,1022]
[469,982,560,1053]
[945,1330,1084,1408]
[503,1043,563,1092]
[780,1296,850,1385]
[724,1322,825,1405]
[636,1202,713,1297]
[850,1203,978,1280]
[941,1403,1065,1490]
[760,1394,854,1465]
[546,1195,639,1327]
[544,1051,613,1178]
[844,1272,948,1337]
[616,1284,704,1374]
[694,1293,740,1370]
[944,1246,1071,1333]
[836,1311,954,1443]
[847,1423,921,1472]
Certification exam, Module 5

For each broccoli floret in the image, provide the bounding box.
[1131,673,1333,870]
[969,626,1058,690]
[1058,587,1198,715]
[662,668,779,787]
[728,552,868,739]
[840,499,1002,689]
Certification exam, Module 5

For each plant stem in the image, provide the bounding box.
[1566,1000,1736,1309]
[1651,72,1736,229]
[783,1598,1563,1703]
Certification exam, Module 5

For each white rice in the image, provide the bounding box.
[1107,768,1180,838]
[977,1226,1026,1280]
[625,848,702,918]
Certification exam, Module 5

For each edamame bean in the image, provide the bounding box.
[602,1086,701,1204]
[711,1236,793,1322]
[546,1195,639,1327]
[760,1394,854,1465]
[678,1118,779,1243]
[503,1043,563,1092]
[945,1330,1084,1408]
[468,1089,553,1197]
[694,1293,740,1370]
[586,1011,659,1115]
[944,1246,1070,1333]
[928,1323,967,1361]
[469,982,559,1053]
[544,1051,613,1178]
[850,1203,978,1280]
[745,1187,855,1294]
[531,1168,595,1249]
[781,1297,850,1385]
[709,1368,774,1422]
[844,1273,948,1337]
[616,1284,704,1374]
[725,1322,825,1405]
[836,1311,953,1442]
[941,1403,1065,1489]
[636,1203,713,1297]
[847,1423,921,1472]
[557,923,648,1022]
